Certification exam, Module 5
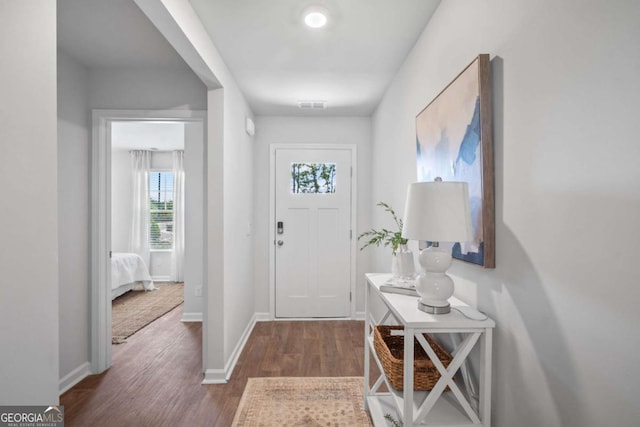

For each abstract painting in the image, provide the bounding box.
[415,54,495,267]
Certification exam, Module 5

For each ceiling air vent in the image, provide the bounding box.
[297,100,327,110]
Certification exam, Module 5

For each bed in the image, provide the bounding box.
[111,252,156,300]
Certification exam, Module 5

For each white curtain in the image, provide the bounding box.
[129,150,151,269]
[170,150,185,282]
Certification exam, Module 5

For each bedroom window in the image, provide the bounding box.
[149,171,174,250]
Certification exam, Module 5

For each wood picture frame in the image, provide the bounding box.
[415,54,495,268]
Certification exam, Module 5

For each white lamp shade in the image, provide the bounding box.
[402,181,473,243]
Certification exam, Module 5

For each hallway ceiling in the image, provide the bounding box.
[57,0,440,116]
[57,0,187,69]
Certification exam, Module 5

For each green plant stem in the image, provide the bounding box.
[358,202,408,255]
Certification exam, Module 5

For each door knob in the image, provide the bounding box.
[277,240,284,246]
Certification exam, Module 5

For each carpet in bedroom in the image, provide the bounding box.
[112,282,183,344]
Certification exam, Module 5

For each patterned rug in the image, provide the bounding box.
[232,377,372,427]
[112,282,183,344]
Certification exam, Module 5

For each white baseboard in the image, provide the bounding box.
[271,317,358,322]
[201,312,259,385]
[202,369,228,384]
[223,313,257,378]
[254,312,270,321]
[59,362,91,395]
[152,276,171,282]
[181,312,203,322]
[256,311,366,321]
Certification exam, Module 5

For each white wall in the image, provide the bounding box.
[222,89,255,363]
[183,122,205,317]
[252,116,372,315]
[57,49,91,389]
[371,1,640,426]
[111,149,132,253]
[205,89,225,371]
[0,0,59,404]
[89,65,206,110]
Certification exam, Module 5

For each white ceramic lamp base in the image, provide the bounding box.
[415,245,454,314]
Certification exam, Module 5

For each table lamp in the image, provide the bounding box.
[401,178,473,314]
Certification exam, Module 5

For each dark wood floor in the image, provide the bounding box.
[60,305,373,426]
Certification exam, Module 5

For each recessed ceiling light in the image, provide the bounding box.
[303,6,328,29]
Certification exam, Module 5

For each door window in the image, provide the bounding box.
[290,162,336,194]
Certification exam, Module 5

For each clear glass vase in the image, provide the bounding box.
[391,244,416,281]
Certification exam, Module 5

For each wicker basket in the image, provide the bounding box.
[373,325,452,391]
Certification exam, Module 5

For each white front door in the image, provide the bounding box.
[274,147,352,318]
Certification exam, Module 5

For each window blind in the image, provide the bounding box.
[149,171,174,249]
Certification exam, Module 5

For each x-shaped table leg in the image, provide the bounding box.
[413,331,482,424]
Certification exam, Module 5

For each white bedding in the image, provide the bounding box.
[111,252,155,299]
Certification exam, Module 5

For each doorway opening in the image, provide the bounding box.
[110,121,185,344]
[91,110,205,373]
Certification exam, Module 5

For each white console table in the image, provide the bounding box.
[364,273,495,426]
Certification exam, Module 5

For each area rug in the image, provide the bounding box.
[232,377,372,427]
[112,282,183,344]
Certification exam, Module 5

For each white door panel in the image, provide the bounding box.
[275,148,352,318]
